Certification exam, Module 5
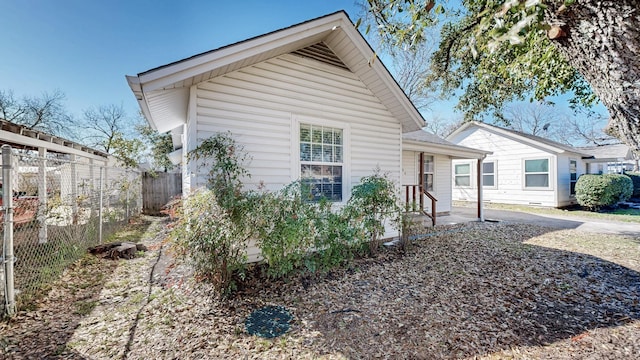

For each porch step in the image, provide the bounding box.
[405,212,434,227]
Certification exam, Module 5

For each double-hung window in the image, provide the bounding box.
[422,155,434,191]
[482,161,496,187]
[299,123,343,202]
[570,159,577,195]
[454,163,471,187]
[524,158,550,188]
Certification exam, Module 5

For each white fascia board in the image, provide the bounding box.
[403,140,491,159]
[126,75,157,131]
[138,16,345,92]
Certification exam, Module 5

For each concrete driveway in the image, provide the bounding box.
[443,206,640,237]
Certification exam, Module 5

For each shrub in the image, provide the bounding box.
[624,171,640,198]
[575,174,633,211]
[254,182,318,278]
[344,170,401,254]
[169,189,250,295]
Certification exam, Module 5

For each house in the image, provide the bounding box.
[447,121,594,208]
[579,143,638,174]
[127,11,488,245]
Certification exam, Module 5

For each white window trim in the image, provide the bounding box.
[523,157,553,190]
[291,114,350,204]
[453,161,473,189]
[482,160,497,189]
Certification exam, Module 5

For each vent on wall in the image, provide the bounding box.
[291,42,349,70]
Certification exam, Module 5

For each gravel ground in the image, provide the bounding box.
[1,217,639,359]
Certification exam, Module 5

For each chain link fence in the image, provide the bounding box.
[1,145,142,315]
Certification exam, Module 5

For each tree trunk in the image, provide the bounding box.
[545,0,640,157]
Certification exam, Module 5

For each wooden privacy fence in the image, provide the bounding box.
[142,172,182,214]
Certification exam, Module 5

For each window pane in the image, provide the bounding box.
[322,145,333,162]
[334,131,342,145]
[424,155,434,173]
[312,144,322,162]
[570,173,577,181]
[323,129,333,144]
[312,126,322,143]
[300,143,311,161]
[483,162,494,174]
[525,174,549,187]
[525,159,548,173]
[334,146,342,162]
[455,163,470,175]
[483,174,494,187]
[423,174,433,191]
[455,175,471,187]
[300,124,311,142]
[570,181,576,195]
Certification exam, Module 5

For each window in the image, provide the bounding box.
[524,158,550,188]
[483,161,495,187]
[300,123,343,201]
[570,159,577,195]
[454,163,471,187]
[422,155,434,191]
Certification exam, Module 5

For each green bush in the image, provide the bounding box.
[344,170,402,254]
[169,189,250,294]
[575,174,633,211]
[254,171,401,279]
[624,171,640,198]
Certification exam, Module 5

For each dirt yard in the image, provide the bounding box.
[1,216,639,359]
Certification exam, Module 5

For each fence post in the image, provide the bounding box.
[2,145,16,316]
[37,147,48,244]
[98,166,104,244]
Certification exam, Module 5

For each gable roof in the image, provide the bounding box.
[127,11,425,134]
[578,143,634,161]
[447,121,592,157]
[402,129,491,159]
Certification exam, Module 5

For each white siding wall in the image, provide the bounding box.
[450,127,559,207]
[191,54,402,195]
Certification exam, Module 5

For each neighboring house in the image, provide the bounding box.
[578,143,638,174]
[447,121,594,208]
[127,11,488,248]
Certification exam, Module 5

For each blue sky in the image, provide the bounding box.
[1,0,372,122]
[0,0,606,134]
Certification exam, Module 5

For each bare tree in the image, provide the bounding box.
[80,104,144,167]
[0,89,72,137]
[501,102,614,146]
[0,90,26,121]
[390,44,437,111]
[81,104,132,152]
[424,113,463,138]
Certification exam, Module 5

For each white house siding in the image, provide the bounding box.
[450,127,558,207]
[190,54,402,195]
[188,54,403,249]
[400,151,452,214]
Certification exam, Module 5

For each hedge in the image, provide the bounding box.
[575,174,633,210]
[624,171,640,198]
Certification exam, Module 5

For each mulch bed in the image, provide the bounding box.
[1,219,639,359]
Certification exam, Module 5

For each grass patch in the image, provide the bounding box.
[525,230,640,271]
[456,201,640,223]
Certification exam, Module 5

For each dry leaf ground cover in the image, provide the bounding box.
[1,216,639,359]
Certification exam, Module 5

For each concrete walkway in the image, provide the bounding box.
[440,206,640,237]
